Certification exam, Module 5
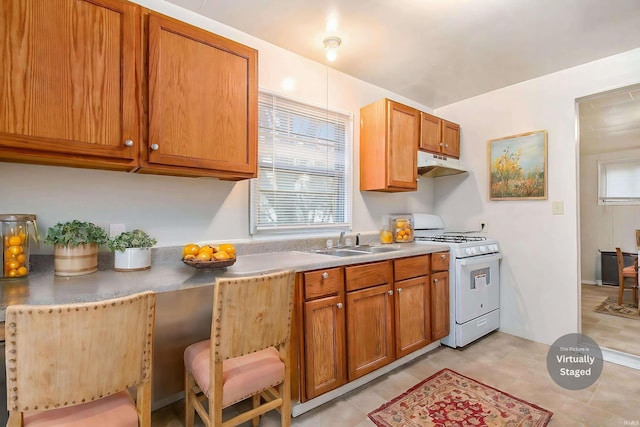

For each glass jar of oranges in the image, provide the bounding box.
[1,214,37,279]
[390,215,414,243]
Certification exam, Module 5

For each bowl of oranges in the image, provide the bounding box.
[182,243,237,270]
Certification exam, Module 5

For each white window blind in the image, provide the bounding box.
[598,158,640,205]
[250,91,352,234]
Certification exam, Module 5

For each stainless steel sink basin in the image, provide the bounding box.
[312,248,368,257]
[311,245,402,257]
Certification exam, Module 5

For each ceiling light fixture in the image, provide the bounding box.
[323,36,341,62]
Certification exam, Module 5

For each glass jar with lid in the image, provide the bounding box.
[390,214,414,243]
[1,214,37,279]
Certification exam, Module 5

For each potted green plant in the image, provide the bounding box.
[108,229,157,271]
[44,220,108,276]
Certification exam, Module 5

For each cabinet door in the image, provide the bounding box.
[346,284,394,380]
[395,276,430,358]
[387,101,419,190]
[303,295,346,400]
[146,13,257,179]
[0,0,139,169]
[419,112,442,154]
[441,120,460,158]
[431,271,450,341]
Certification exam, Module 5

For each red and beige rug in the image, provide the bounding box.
[368,368,553,427]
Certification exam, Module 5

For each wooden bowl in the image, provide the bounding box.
[182,257,236,271]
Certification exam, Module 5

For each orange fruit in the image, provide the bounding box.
[7,269,17,277]
[183,254,196,260]
[218,243,235,257]
[196,252,211,261]
[183,244,200,257]
[8,246,23,256]
[212,250,230,260]
[16,254,26,264]
[198,245,214,256]
[5,259,20,270]
[8,236,21,246]
[16,266,27,276]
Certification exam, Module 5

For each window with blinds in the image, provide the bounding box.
[597,158,640,205]
[250,91,352,234]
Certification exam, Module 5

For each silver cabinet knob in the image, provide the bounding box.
[434,278,439,283]
[336,302,343,309]
[397,288,402,293]
[440,254,446,259]
[387,290,393,295]
[124,139,133,147]
[322,272,329,279]
[150,144,159,151]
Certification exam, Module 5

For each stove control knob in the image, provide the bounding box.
[479,246,487,253]
[465,248,473,255]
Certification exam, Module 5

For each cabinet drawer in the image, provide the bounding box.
[394,255,430,281]
[304,267,343,300]
[345,261,392,292]
[431,251,450,272]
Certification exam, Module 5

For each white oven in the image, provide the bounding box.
[412,214,502,348]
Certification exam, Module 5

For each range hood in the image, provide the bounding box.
[417,151,467,178]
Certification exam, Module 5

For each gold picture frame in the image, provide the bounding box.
[488,130,547,200]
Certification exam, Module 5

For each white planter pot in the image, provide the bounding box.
[114,248,151,272]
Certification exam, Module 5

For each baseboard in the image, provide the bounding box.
[601,347,640,371]
[291,341,441,417]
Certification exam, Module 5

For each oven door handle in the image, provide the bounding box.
[459,253,502,265]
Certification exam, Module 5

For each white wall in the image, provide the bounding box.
[580,148,640,284]
[434,48,640,346]
[0,1,437,253]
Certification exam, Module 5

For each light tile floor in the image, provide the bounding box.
[581,283,640,356]
[152,331,640,426]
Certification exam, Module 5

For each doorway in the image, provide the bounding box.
[578,83,640,357]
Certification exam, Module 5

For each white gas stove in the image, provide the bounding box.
[412,214,502,348]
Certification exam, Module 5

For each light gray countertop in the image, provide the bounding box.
[0,243,446,322]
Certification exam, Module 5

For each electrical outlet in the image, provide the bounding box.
[109,224,125,238]
[480,221,488,233]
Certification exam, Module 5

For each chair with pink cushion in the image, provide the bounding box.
[616,247,638,305]
[184,270,295,427]
[5,291,156,427]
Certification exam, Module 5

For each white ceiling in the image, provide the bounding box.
[163,0,640,154]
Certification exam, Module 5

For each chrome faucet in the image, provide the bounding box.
[337,231,346,247]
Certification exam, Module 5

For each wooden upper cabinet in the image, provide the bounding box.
[0,0,139,170]
[360,99,419,192]
[142,12,258,180]
[419,112,460,158]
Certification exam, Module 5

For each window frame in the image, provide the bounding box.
[250,89,353,236]
[597,157,640,205]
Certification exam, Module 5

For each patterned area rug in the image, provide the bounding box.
[594,295,640,320]
[368,368,552,427]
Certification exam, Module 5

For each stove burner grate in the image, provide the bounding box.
[415,234,487,243]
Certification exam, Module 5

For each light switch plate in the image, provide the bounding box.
[552,201,564,215]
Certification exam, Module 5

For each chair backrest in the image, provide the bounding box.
[5,291,155,412]
[211,270,295,362]
[616,247,625,275]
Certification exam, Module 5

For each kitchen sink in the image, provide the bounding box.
[312,248,368,257]
[311,245,402,257]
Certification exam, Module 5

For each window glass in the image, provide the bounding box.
[598,158,640,205]
[251,91,352,233]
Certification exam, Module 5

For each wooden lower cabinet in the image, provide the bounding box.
[346,283,395,380]
[298,253,449,401]
[303,294,347,400]
[394,276,430,358]
[430,271,450,340]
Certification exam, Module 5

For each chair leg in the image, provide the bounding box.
[618,280,624,304]
[185,370,196,427]
[252,395,261,427]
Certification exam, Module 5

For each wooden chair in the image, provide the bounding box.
[184,270,295,427]
[5,291,156,427]
[616,247,638,305]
